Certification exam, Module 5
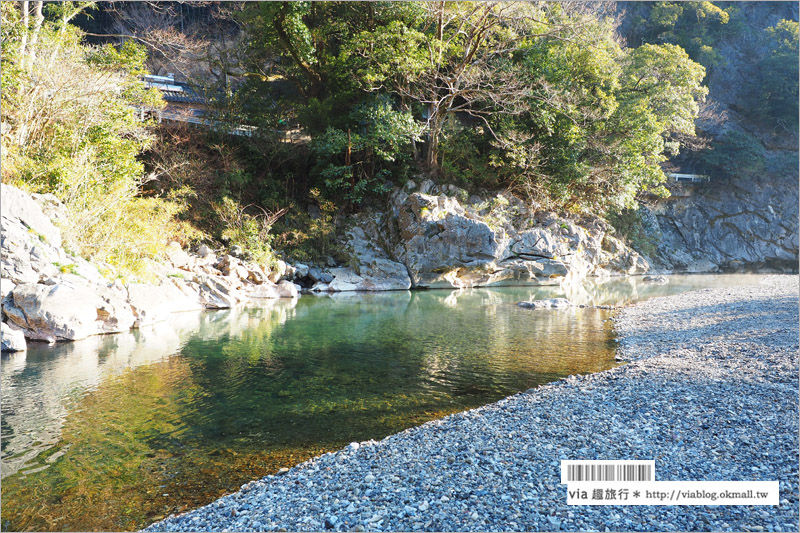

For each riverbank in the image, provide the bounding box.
[146,275,798,532]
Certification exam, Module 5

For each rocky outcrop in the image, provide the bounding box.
[1,183,299,343]
[326,227,411,292]
[385,181,646,289]
[312,180,648,291]
[647,173,799,273]
[4,283,136,341]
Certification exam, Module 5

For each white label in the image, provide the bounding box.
[566,481,779,505]
[561,460,655,483]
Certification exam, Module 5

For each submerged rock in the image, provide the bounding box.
[517,298,573,309]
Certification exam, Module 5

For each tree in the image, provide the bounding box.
[219,1,710,213]
[632,1,735,70]
[760,19,799,130]
[449,25,708,211]
[1,1,198,277]
[346,2,594,171]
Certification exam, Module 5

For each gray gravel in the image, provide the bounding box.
[146,275,799,532]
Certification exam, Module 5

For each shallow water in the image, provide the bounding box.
[0,274,762,531]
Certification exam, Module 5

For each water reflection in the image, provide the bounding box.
[0,274,764,531]
[1,299,298,478]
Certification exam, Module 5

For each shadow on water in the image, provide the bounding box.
[0,274,767,531]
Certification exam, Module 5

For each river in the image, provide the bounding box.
[0,274,763,531]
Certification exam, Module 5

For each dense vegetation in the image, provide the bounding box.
[221,1,708,212]
[1,2,200,277]
[1,1,796,273]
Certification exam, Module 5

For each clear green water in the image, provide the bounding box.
[0,274,762,531]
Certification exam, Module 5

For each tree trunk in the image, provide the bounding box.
[273,2,325,99]
[19,2,29,69]
[425,112,442,171]
[28,1,44,65]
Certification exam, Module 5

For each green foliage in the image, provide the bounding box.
[760,19,799,129]
[274,188,341,263]
[211,2,709,216]
[633,1,736,70]
[310,96,422,205]
[53,262,78,275]
[468,23,706,211]
[212,197,283,267]
[1,2,198,279]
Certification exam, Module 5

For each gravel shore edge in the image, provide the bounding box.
[146,275,799,532]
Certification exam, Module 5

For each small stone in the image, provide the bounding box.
[354,526,365,532]
[364,474,376,483]
[418,501,429,511]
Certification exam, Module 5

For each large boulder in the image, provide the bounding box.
[327,227,411,292]
[245,280,298,299]
[1,184,62,248]
[3,283,135,341]
[276,280,299,298]
[197,275,240,308]
[392,191,504,287]
[1,322,26,352]
[127,282,204,326]
[307,267,333,284]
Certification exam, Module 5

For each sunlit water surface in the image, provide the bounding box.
[0,274,763,531]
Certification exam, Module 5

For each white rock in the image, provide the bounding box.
[127,282,203,326]
[1,322,26,352]
[5,283,135,341]
[246,283,280,299]
[276,280,298,299]
[1,184,62,247]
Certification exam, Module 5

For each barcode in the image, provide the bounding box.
[561,460,655,483]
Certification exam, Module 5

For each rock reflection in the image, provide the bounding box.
[1,300,298,478]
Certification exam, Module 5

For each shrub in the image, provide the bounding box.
[213,196,286,268]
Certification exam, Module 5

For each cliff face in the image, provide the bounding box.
[614,1,799,272]
[647,174,798,272]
